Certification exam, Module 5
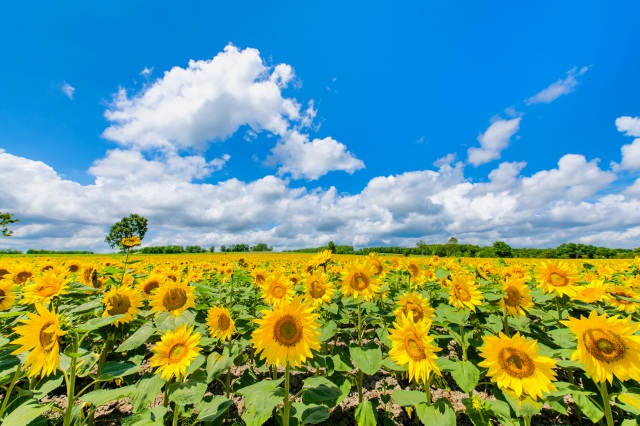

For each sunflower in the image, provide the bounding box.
[79,263,97,287]
[478,332,557,400]
[21,270,69,306]
[405,259,422,280]
[11,303,66,377]
[262,273,295,307]
[311,250,333,268]
[66,261,81,274]
[304,271,335,307]
[394,291,434,327]
[499,278,534,318]
[447,275,483,311]
[251,268,269,287]
[535,260,579,298]
[388,312,441,385]
[562,311,640,384]
[367,252,385,276]
[206,306,236,341]
[150,324,202,380]
[7,264,36,285]
[121,235,141,248]
[0,260,11,280]
[251,295,320,367]
[139,272,164,299]
[150,280,196,316]
[102,286,142,326]
[503,265,530,281]
[576,280,609,304]
[0,280,16,311]
[340,262,380,301]
[605,285,639,313]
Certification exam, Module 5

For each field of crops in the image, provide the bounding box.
[1,250,640,426]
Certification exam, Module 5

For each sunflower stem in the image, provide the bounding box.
[0,367,22,418]
[523,415,532,426]
[118,247,131,286]
[460,322,467,361]
[356,300,364,403]
[172,401,180,426]
[283,361,291,426]
[555,297,562,323]
[502,308,511,337]
[423,373,432,405]
[94,333,114,390]
[225,339,233,399]
[598,381,614,426]
[63,332,79,426]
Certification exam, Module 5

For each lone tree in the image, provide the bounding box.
[1,212,19,236]
[105,214,148,250]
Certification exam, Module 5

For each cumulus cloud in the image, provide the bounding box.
[266,131,365,180]
[140,66,154,77]
[61,82,75,100]
[467,116,521,166]
[525,66,589,105]
[102,45,303,152]
[614,116,640,170]
[433,153,457,168]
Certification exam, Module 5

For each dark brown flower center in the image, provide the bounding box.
[350,272,369,291]
[405,303,424,322]
[143,280,160,295]
[549,272,568,287]
[273,314,303,346]
[404,333,426,361]
[107,294,131,315]
[309,280,326,298]
[503,286,523,307]
[498,347,535,378]
[168,343,186,362]
[217,314,231,331]
[163,288,187,311]
[583,328,626,363]
[15,271,32,284]
[39,321,56,352]
[453,285,471,302]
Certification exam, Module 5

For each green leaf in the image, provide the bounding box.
[618,389,640,415]
[301,377,342,405]
[486,399,515,426]
[168,379,207,406]
[354,400,377,426]
[416,398,456,426]
[392,390,427,407]
[72,315,125,332]
[131,374,165,412]
[117,322,156,352]
[80,385,135,407]
[329,349,354,372]
[186,354,206,376]
[462,398,492,426]
[574,393,603,423]
[0,311,25,318]
[33,373,64,399]
[97,361,139,380]
[502,389,543,418]
[196,395,232,422]
[0,350,20,378]
[319,321,337,342]
[237,378,285,426]
[206,351,234,381]
[350,342,382,376]
[292,402,330,425]
[380,356,405,372]
[449,360,480,393]
[67,300,102,314]
[1,401,52,424]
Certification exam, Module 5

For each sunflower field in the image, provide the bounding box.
[2,249,640,426]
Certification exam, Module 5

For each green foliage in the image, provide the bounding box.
[104,213,148,249]
[0,211,18,236]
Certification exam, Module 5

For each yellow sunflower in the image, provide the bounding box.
[11,303,66,377]
[102,285,143,326]
[367,252,385,276]
[447,275,483,311]
[121,235,141,248]
[0,260,11,280]
[21,270,70,306]
[576,280,609,304]
[150,280,196,316]
[150,324,202,380]
[478,332,557,400]
[79,263,97,287]
[6,264,36,285]
[0,280,16,311]
[139,272,164,299]
[605,285,639,313]
[388,312,441,385]
[535,260,579,298]
[340,262,380,301]
[304,271,335,307]
[262,273,295,307]
[251,268,269,287]
[562,311,640,384]
[311,250,333,268]
[251,295,320,367]
[499,278,534,318]
[206,306,236,341]
[394,291,434,327]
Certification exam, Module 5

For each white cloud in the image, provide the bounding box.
[616,116,640,137]
[102,45,304,152]
[61,82,75,100]
[266,131,365,180]
[433,153,456,168]
[525,66,589,105]
[467,116,521,166]
[140,66,154,77]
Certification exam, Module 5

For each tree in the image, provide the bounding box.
[327,241,336,254]
[1,212,18,236]
[105,214,148,250]
[209,245,215,253]
[492,241,513,258]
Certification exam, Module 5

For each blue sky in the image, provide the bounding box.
[1,1,640,252]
